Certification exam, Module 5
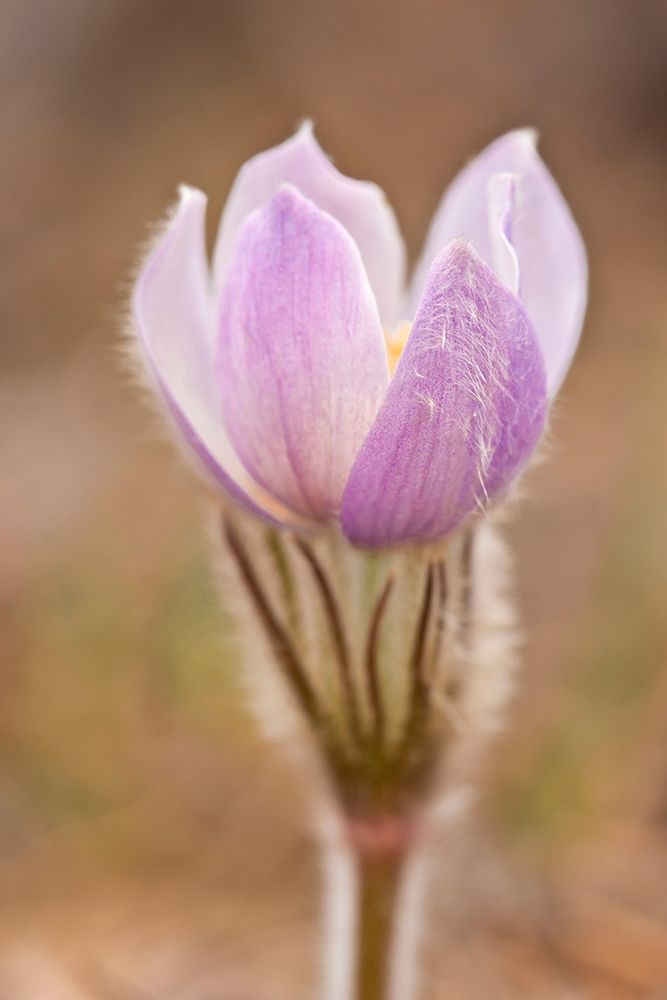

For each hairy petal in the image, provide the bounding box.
[409,130,587,394]
[217,185,390,520]
[133,187,289,522]
[213,122,406,325]
[341,240,547,547]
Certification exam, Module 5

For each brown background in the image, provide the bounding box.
[1,1,666,996]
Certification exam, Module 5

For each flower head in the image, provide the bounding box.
[133,123,586,547]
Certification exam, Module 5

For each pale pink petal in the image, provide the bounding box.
[213,122,406,325]
[217,186,390,520]
[409,131,587,394]
[133,187,289,522]
[487,172,520,295]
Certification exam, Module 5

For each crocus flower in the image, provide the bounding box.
[134,123,586,547]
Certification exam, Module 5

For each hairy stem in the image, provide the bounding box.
[323,823,425,1000]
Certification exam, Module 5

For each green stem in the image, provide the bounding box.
[354,851,406,1000]
[323,823,423,1000]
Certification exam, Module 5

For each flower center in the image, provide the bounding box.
[384,322,411,376]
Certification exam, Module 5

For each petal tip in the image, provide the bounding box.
[281,117,326,166]
[177,183,206,204]
[513,126,538,148]
[494,127,538,156]
[264,182,317,225]
[429,235,476,271]
[295,117,316,141]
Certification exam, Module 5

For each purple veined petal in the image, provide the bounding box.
[213,121,406,325]
[408,130,587,395]
[217,185,390,521]
[133,186,297,525]
[341,240,548,548]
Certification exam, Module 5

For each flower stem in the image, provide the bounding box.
[323,820,424,1000]
[354,851,406,1000]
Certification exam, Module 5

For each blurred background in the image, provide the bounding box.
[1,1,666,996]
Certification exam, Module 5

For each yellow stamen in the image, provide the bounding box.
[385,322,411,376]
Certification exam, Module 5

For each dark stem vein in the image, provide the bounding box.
[295,537,362,744]
[223,518,320,723]
[410,562,435,709]
[364,574,395,745]
[428,560,448,681]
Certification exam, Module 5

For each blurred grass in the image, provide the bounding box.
[495,328,667,854]
[2,494,242,847]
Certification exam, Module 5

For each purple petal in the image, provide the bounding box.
[217,185,390,521]
[408,130,587,395]
[341,240,547,548]
[133,187,291,523]
[213,122,405,325]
